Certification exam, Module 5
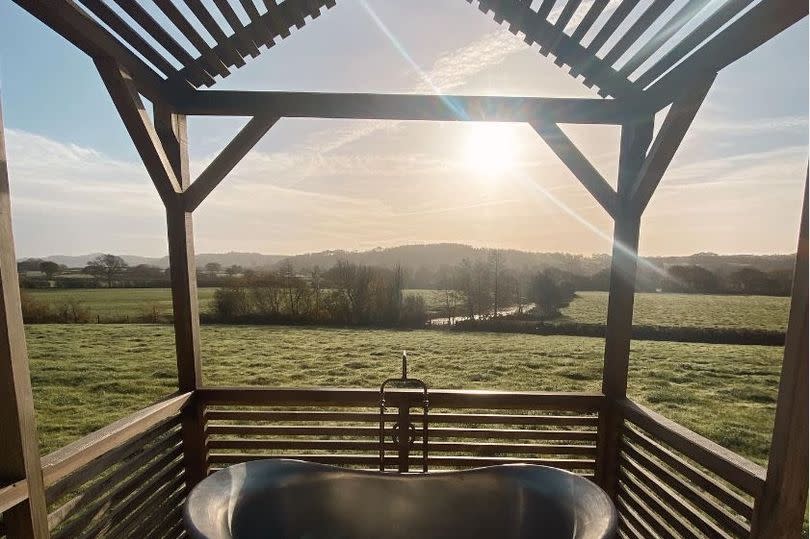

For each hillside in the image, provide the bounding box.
[22,244,795,280]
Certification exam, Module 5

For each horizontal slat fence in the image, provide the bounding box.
[0,392,193,539]
[617,399,766,539]
[199,388,604,476]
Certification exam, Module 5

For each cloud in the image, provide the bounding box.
[5,129,159,214]
[693,115,808,134]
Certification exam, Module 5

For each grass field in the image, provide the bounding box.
[27,323,781,466]
[562,291,789,331]
[27,288,218,319]
[29,288,790,331]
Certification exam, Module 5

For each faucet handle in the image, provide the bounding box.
[401,350,408,380]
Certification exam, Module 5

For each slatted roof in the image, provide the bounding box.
[11,0,807,103]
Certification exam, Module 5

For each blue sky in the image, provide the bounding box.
[0,0,807,258]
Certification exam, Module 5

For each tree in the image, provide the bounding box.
[489,249,502,317]
[225,264,243,277]
[204,262,222,278]
[85,254,128,288]
[39,261,61,279]
[728,267,778,295]
[529,270,575,319]
[666,265,719,293]
[126,264,164,280]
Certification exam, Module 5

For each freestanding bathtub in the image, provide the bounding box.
[184,459,617,539]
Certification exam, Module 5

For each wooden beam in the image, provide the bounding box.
[531,121,617,218]
[10,0,171,103]
[184,114,280,211]
[750,176,809,538]
[154,106,208,487]
[640,0,807,106]
[173,90,633,124]
[628,75,715,214]
[472,0,639,98]
[0,95,49,538]
[96,60,182,204]
[595,118,653,501]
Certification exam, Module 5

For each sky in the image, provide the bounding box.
[0,0,807,259]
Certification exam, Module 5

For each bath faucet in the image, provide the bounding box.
[379,351,429,473]
[401,350,407,380]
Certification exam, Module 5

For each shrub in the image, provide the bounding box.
[20,290,52,323]
[399,295,427,328]
[211,286,250,321]
[56,298,90,323]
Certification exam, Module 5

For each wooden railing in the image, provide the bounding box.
[617,399,767,539]
[198,387,605,476]
[0,392,192,539]
[1,388,777,538]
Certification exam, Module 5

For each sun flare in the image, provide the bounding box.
[462,123,517,177]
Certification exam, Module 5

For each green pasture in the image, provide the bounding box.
[27,324,781,467]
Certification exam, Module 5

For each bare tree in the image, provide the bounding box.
[85,254,128,288]
[489,249,502,318]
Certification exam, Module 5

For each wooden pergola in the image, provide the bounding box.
[0,0,807,537]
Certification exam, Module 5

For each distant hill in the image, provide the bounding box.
[21,244,795,279]
[29,252,286,270]
[275,244,612,275]
[273,244,795,276]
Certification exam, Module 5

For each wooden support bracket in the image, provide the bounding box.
[95,59,183,205]
[628,75,715,214]
[183,114,279,211]
[531,121,618,218]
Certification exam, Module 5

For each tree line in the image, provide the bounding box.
[207,261,427,328]
[18,252,794,299]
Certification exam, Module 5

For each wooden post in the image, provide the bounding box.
[154,104,208,487]
[595,119,653,499]
[0,96,49,537]
[750,176,808,538]
[396,405,410,473]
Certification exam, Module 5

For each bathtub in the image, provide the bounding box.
[184,459,617,539]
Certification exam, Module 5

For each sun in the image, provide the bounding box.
[462,123,517,177]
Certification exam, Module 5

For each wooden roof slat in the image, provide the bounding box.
[76,0,178,77]
[553,0,583,30]
[600,0,676,67]
[569,0,609,42]
[11,0,169,101]
[618,0,713,77]
[153,0,231,79]
[540,0,584,55]
[571,0,641,77]
[273,0,306,30]
[640,0,807,101]
[109,0,214,86]
[471,0,640,97]
[238,0,276,47]
[634,0,754,88]
[182,0,246,67]
[536,0,557,21]
[212,0,262,57]
[262,0,293,38]
[175,0,336,88]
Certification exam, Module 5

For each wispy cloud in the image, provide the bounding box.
[297,29,527,157]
